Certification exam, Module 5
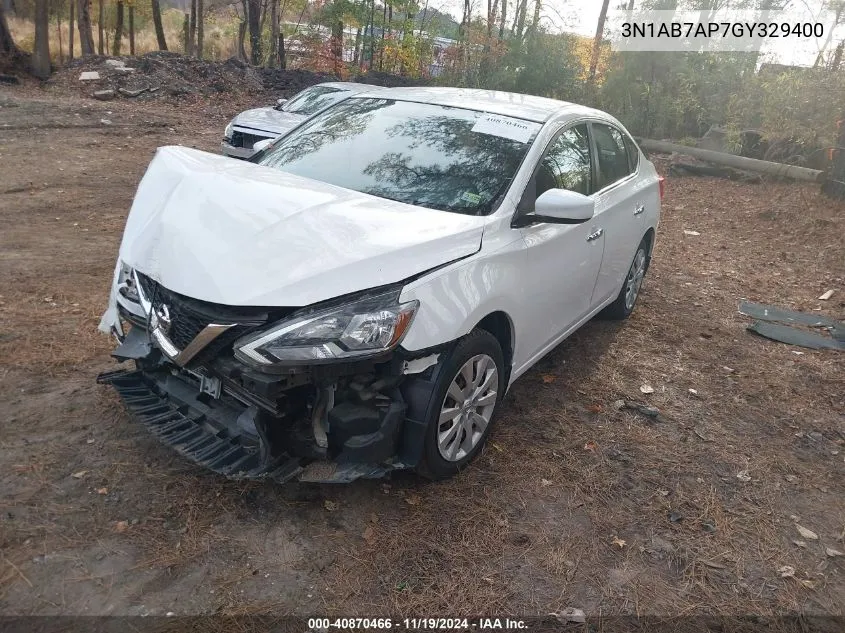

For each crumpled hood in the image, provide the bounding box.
[232,106,306,135]
[116,146,485,307]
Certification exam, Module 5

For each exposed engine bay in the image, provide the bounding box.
[98,268,443,484]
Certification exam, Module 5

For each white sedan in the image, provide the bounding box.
[221,81,381,159]
[99,87,662,483]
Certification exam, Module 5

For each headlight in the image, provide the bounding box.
[224,121,234,141]
[235,289,418,366]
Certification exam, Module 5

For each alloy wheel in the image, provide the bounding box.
[437,353,498,462]
[625,248,647,310]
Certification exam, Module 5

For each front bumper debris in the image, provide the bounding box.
[99,369,304,482]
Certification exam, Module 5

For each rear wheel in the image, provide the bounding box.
[600,236,650,320]
[416,330,505,479]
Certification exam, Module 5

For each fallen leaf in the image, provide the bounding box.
[796,525,819,540]
[541,478,553,487]
[785,474,798,483]
[793,540,807,548]
[405,494,421,506]
[612,399,625,410]
[96,487,108,495]
[583,441,598,452]
[700,559,726,569]
[588,403,603,413]
[113,520,129,533]
[683,229,701,236]
[825,547,844,557]
[71,470,88,479]
[323,500,337,512]
[736,470,752,482]
[612,536,626,548]
[818,289,834,301]
[362,526,376,544]
[800,579,817,589]
[639,384,654,394]
[778,565,795,578]
[688,388,699,396]
[541,374,556,384]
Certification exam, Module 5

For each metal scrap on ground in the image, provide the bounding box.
[739,301,844,351]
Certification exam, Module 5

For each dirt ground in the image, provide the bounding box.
[0,85,843,628]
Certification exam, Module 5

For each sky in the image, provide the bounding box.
[428,0,844,67]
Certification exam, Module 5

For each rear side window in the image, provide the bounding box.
[622,133,640,172]
[592,123,634,190]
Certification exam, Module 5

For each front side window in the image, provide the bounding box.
[260,98,541,215]
[592,123,634,190]
[535,124,592,198]
[283,86,345,116]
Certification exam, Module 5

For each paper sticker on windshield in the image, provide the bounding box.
[461,191,482,205]
[471,114,541,144]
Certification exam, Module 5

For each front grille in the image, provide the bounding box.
[135,273,280,359]
[230,130,273,150]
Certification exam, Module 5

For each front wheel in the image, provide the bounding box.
[600,236,650,320]
[416,329,505,480]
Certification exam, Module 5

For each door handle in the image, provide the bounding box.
[634,204,645,215]
[587,228,603,242]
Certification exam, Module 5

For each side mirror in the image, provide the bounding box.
[514,189,594,227]
[274,98,288,110]
[252,138,274,152]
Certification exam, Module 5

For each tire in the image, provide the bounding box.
[600,235,650,320]
[416,329,505,480]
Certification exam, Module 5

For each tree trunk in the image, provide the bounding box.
[129,3,135,55]
[76,0,95,55]
[56,5,64,64]
[32,0,50,78]
[187,0,196,56]
[513,0,527,40]
[278,32,285,68]
[181,12,188,51]
[69,0,75,59]
[97,0,103,54]
[822,117,845,198]
[365,0,375,70]
[0,1,17,54]
[498,0,506,38]
[587,0,610,86]
[196,0,203,58]
[529,0,539,34]
[831,40,844,72]
[379,1,386,70]
[247,0,261,64]
[112,0,123,55]
[151,0,167,50]
[237,19,247,60]
[268,0,278,66]
[331,18,343,72]
[353,26,361,64]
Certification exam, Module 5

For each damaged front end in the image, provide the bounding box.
[98,265,437,484]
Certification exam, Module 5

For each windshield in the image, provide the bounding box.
[259,98,541,215]
[282,86,347,116]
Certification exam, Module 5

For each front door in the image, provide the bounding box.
[515,123,604,369]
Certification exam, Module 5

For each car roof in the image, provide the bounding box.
[354,87,602,123]
[313,81,384,93]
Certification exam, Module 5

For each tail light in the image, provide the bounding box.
[658,176,665,201]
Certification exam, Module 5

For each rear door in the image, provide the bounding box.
[588,121,650,305]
